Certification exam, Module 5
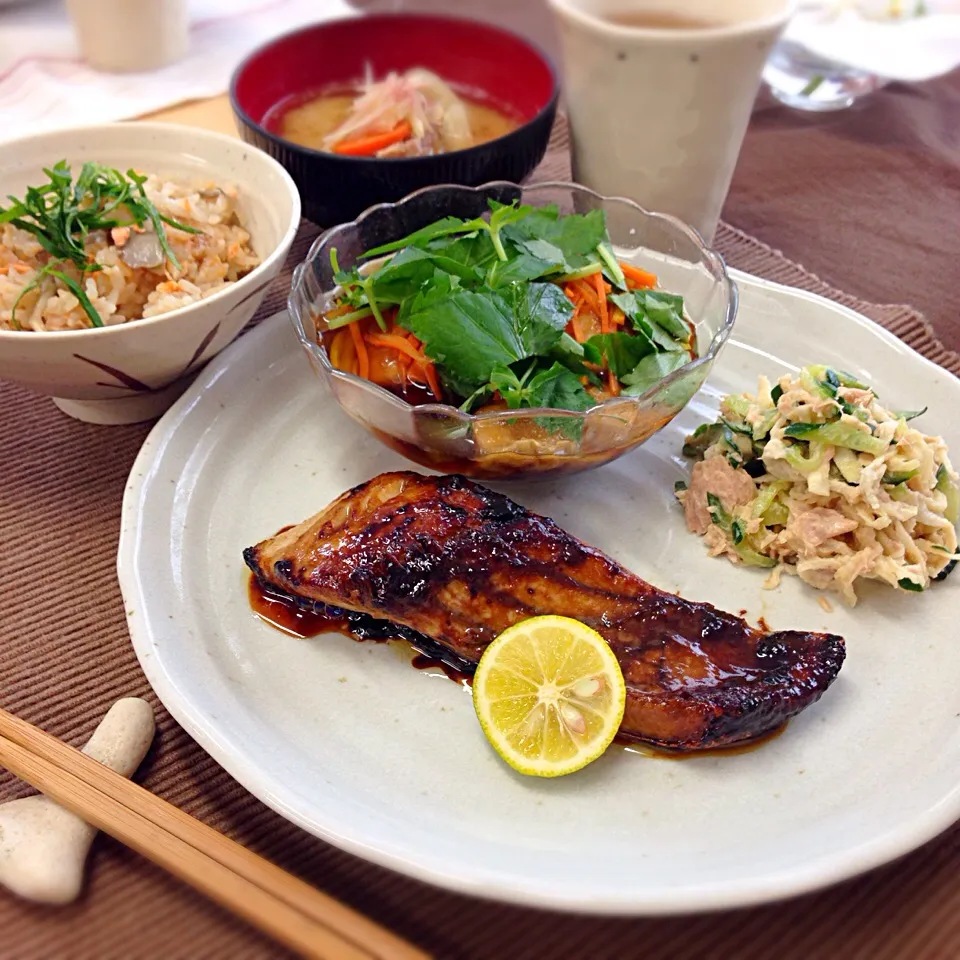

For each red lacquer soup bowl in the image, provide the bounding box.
[229,13,559,225]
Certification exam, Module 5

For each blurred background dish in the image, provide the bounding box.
[229,13,559,225]
[764,1,960,110]
[288,181,737,480]
[64,0,188,73]
[0,123,300,424]
[0,0,357,142]
[763,40,888,111]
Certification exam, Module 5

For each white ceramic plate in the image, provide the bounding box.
[118,271,960,915]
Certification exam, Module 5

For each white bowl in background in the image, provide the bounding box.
[0,123,300,424]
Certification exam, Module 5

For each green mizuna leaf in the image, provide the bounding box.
[621,351,690,397]
[403,289,526,395]
[504,205,608,272]
[489,361,594,412]
[583,331,655,378]
[511,282,573,355]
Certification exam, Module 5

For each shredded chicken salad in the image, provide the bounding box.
[676,365,959,605]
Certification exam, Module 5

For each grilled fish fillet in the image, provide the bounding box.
[244,472,845,750]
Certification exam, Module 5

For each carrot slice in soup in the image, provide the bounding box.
[331,120,413,157]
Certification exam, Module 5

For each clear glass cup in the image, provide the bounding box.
[763,39,888,111]
[288,182,737,481]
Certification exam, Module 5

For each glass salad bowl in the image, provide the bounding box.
[288,181,737,480]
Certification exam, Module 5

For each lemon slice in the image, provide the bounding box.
[472,615,626,778]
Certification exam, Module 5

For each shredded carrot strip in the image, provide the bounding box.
[340,330,358,375]
[402,334,418,370]
[349,321,369,380]
[332,329,357,372]
[402,334,420,378]
[610,305,625,328]
[421,362,442,401]
[325,302,356,320]
[328,331,344,370]
[575,279,600,316]
[367,333,429,366]
[607,370,620,397]
[621,262,658,289]
[332,120,413,157]
[566,294,586,343]
[366,331,443,401]
[594,271,609,334]
[572,314,585,344]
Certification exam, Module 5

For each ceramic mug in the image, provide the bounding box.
[547,0,796,243]
[66,0,189,73]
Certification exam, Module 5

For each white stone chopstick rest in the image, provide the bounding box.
[0,697,156,904]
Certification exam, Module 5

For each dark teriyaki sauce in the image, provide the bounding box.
[613,722,787,760]
[247,574,476,683]
[411,653,474,687]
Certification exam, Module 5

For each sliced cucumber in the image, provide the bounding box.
[682,422,723,459]
[883,470,918,486]
[752,409,779,441]
[799,367,834,400]
[882,455,919,485]
[784,439,830,474]
[834,447,862,484]
[935,464,959,525]
[806,365,870,391]
[722,427,754,461]
[708,492,777,568]
[706,492,733,531]
[735,543,777,568]
[751,481,789,518]
[893,407,927,422]
[821,368,841,396]
[784,420,888,456]
[762,502,790,527]
[721,417,753,436]
[722,394,752,419]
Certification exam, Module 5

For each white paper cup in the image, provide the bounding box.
[547,0,795,243]
[66,0,189,73]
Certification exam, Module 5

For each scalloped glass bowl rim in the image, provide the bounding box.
[288,180,738,423]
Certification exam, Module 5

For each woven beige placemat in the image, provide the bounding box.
[1,122,958,960]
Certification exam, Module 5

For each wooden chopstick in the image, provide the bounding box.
[0,708,429,960]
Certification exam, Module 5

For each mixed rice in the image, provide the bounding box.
[0,174,259,332]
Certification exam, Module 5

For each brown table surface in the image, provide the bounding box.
[4,2,960,959]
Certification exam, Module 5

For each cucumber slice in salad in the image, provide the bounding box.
[784,420,889,457]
